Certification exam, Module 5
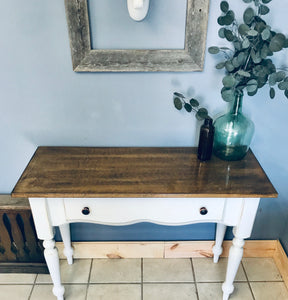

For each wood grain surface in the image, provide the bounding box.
[12,147,277,198]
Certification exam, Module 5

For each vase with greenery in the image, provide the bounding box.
[208,0,288,160]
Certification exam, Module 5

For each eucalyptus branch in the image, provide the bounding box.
[173,92,210,121]
[208,0,288,101]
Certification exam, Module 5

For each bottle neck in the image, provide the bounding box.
[230,92,243,115]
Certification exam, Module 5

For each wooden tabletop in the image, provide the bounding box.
[12,147,277,198]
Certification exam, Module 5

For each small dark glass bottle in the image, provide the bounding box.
[197,117,215,161]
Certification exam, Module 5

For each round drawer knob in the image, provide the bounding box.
[81,207,90,215]
[200,207,208,215]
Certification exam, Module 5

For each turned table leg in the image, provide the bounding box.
[213,223,227,263]
[59,223,74,265]
[222,236,245,300]
[29,198,66,300]
[43,239,65,300]
[221,198,260,300]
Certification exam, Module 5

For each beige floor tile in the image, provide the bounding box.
[0,285,33,300]
[242,258,282,281]
[36,259,91,284]
[251,282,288,300]
[192,258,246,282]
[143,258,194,282]
[30,284,87,300]
[90,258,141,283]
[87,284,141,300]
[197,282,253,300]
[0,273,36,284]
[143,283,197,300]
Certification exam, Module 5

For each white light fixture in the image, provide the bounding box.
[127,0,150,21]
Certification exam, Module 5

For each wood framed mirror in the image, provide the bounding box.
[64,0,210,72]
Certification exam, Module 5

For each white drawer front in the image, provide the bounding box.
[63,198,225,225]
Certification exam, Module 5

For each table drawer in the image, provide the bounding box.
[63,198,225,225]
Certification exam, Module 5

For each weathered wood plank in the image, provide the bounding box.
[64,0,210,72]
[0,195,29,210]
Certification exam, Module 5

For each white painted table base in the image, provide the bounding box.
[29,197,260,300]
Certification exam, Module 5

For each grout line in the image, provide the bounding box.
[190,258,199,300]
[141,258,143,300]
[241,261,255,300]
[27,284,35,300]
[88,282,142,285]
[85,259,93,300]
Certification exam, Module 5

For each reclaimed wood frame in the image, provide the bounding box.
[64,0,210,72]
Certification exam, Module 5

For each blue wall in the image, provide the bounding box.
[1,0,288,249]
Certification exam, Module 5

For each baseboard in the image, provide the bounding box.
[55,240,278,259]
[273,241,288,290]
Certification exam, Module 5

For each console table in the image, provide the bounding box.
[12,147,277,300]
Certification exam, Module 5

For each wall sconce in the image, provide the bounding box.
[127,0,150,21]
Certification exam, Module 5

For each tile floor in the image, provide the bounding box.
[0,257,288,300]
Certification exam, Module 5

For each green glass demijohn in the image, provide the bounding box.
[213,91,255,161]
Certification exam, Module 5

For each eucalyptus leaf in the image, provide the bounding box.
[225,61,235,72]
[242,37,250,49]
[233,41,242,51]
[218,28,225,39]
[253,65,267,77]
[257,77,267,89]
[174,97,183,110]
[255,21,267,33]
[220,1,229,13]
[232,57,241,68]
[237,70,251,77]
[184,103,192,112]
[221,88,235,102]
[262,0,272,3]
[224,29,234,42]
[263,59,276,74]
[217,16,225,26]
[216,62,226,69]
[261,28,271,40]
[248,29,258,36]
[269,33,286,52]
[285,89,288,99]
[246,79,258,92]
[196,108,208,120]
[189,98,199,107]
[260,43,269,58]
[223,75,236,87]
[259,5,270,15]
[269,73,277,86]
[269,87,275,99]
[238,24,250,36]
[247,89,258,96]
[278,81,288,90]
[237,52,247,65]
[276,71,286,82]
[222,12,234,26]
[243,7,255,25]
[173,92,185,98]
[251,49,262,64]
[208,46,220,54]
